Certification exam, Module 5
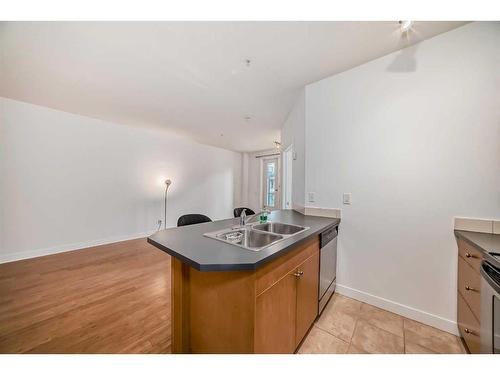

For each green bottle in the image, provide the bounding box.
[259,208,269,224]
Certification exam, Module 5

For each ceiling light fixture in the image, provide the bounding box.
[244,115,251,121]
[399,20,413,33]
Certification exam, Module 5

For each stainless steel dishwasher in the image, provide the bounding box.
[318,225,338,314]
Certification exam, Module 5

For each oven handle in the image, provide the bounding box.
[481,261,500,295]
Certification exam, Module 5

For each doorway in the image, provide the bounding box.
[261,156,281,210]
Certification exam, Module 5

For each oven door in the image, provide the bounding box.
[494,295,500,354]
[480,260,500,354]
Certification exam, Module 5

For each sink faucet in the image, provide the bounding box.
[240,208,269,226]
[239,210,247,226]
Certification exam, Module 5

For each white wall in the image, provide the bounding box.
[303,22,500,332]
[0,98,242,263]
[280,89,306,210]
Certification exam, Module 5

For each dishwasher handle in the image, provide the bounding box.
[320,226,338,248]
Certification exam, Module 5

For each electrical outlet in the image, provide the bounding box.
[308,192,316,202]
[343,193,352,205]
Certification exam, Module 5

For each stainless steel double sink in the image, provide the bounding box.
[203,222,309,251]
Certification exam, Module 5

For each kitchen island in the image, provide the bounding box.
[148,210,340,353]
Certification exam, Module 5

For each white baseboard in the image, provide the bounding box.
[336,283,459,336]
[0,231,155,264]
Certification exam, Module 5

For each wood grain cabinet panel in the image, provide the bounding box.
[457,256,481,321]
[295,252,320,346]
[255,273,297,353]
[457,238,482,273]
[456,236,484,354]
[457,293,481,353]
[256,237,317,295]
[171,237,321,353]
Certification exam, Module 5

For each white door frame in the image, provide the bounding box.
[281,144,293,209]
[260,155,281,210]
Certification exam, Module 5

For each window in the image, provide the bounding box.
[262,157,280,209]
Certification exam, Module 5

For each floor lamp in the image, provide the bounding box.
[164,179,172,229]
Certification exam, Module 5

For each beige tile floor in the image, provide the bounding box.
[298,293,466,354]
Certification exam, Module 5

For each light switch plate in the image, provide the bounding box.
[343,193,352,205]
[307,192,315,202]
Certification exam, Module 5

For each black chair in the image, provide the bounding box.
[233,207,256,218]
[177,214,212,227]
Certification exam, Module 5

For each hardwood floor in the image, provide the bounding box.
[0,239,172,353]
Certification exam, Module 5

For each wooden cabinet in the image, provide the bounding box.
[295,251,320,346]
[456,237,483,354]
[457,293,481,353]
[255,250,320,353]
[457,238,482,272]
[255,272,297,353]
[457,256,481,320]
[171,236,321,353]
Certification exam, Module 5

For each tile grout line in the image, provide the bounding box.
[314,324,351,347]
[349,315,359,352]
[314,295,462,354]
[358,302,405,339]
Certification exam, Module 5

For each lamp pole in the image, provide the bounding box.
[164,179,172,229]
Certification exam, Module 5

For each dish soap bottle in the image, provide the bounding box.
[259,208,270,224]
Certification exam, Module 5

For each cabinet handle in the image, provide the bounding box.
[293,271,304,278]
[464,328,475,335]
[465,285,476,292]
[465,252,477,259]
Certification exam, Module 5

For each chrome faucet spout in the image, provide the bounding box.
[241,209,269,226]
[239,210,247,226]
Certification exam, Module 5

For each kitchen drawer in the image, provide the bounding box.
[457,293,481,354]
[457,238,482,273]
[457,256,481,321]
[256,237,319,296]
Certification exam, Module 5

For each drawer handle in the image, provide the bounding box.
[293,270,304,278]
[465,252,477,259]
[465,285,477,292]
[464,328,476,335]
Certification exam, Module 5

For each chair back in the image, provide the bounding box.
[233,207,256,218]
[177,214,212,227]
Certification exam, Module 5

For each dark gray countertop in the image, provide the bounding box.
[148,210,340,271]
[454,230,500,255]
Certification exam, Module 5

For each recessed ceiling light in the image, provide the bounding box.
[399,20,413,33]
[245,59,251,67]
[244,115,251,121]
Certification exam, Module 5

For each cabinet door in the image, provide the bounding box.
[295,252,320,346]
[255,273,297,353]
[457,256,481,321]
[457,292,481,353]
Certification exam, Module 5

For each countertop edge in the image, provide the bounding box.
[454,229,492,255]
[150,219,340,272]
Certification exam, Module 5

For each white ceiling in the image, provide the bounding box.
[0,21,466,152]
